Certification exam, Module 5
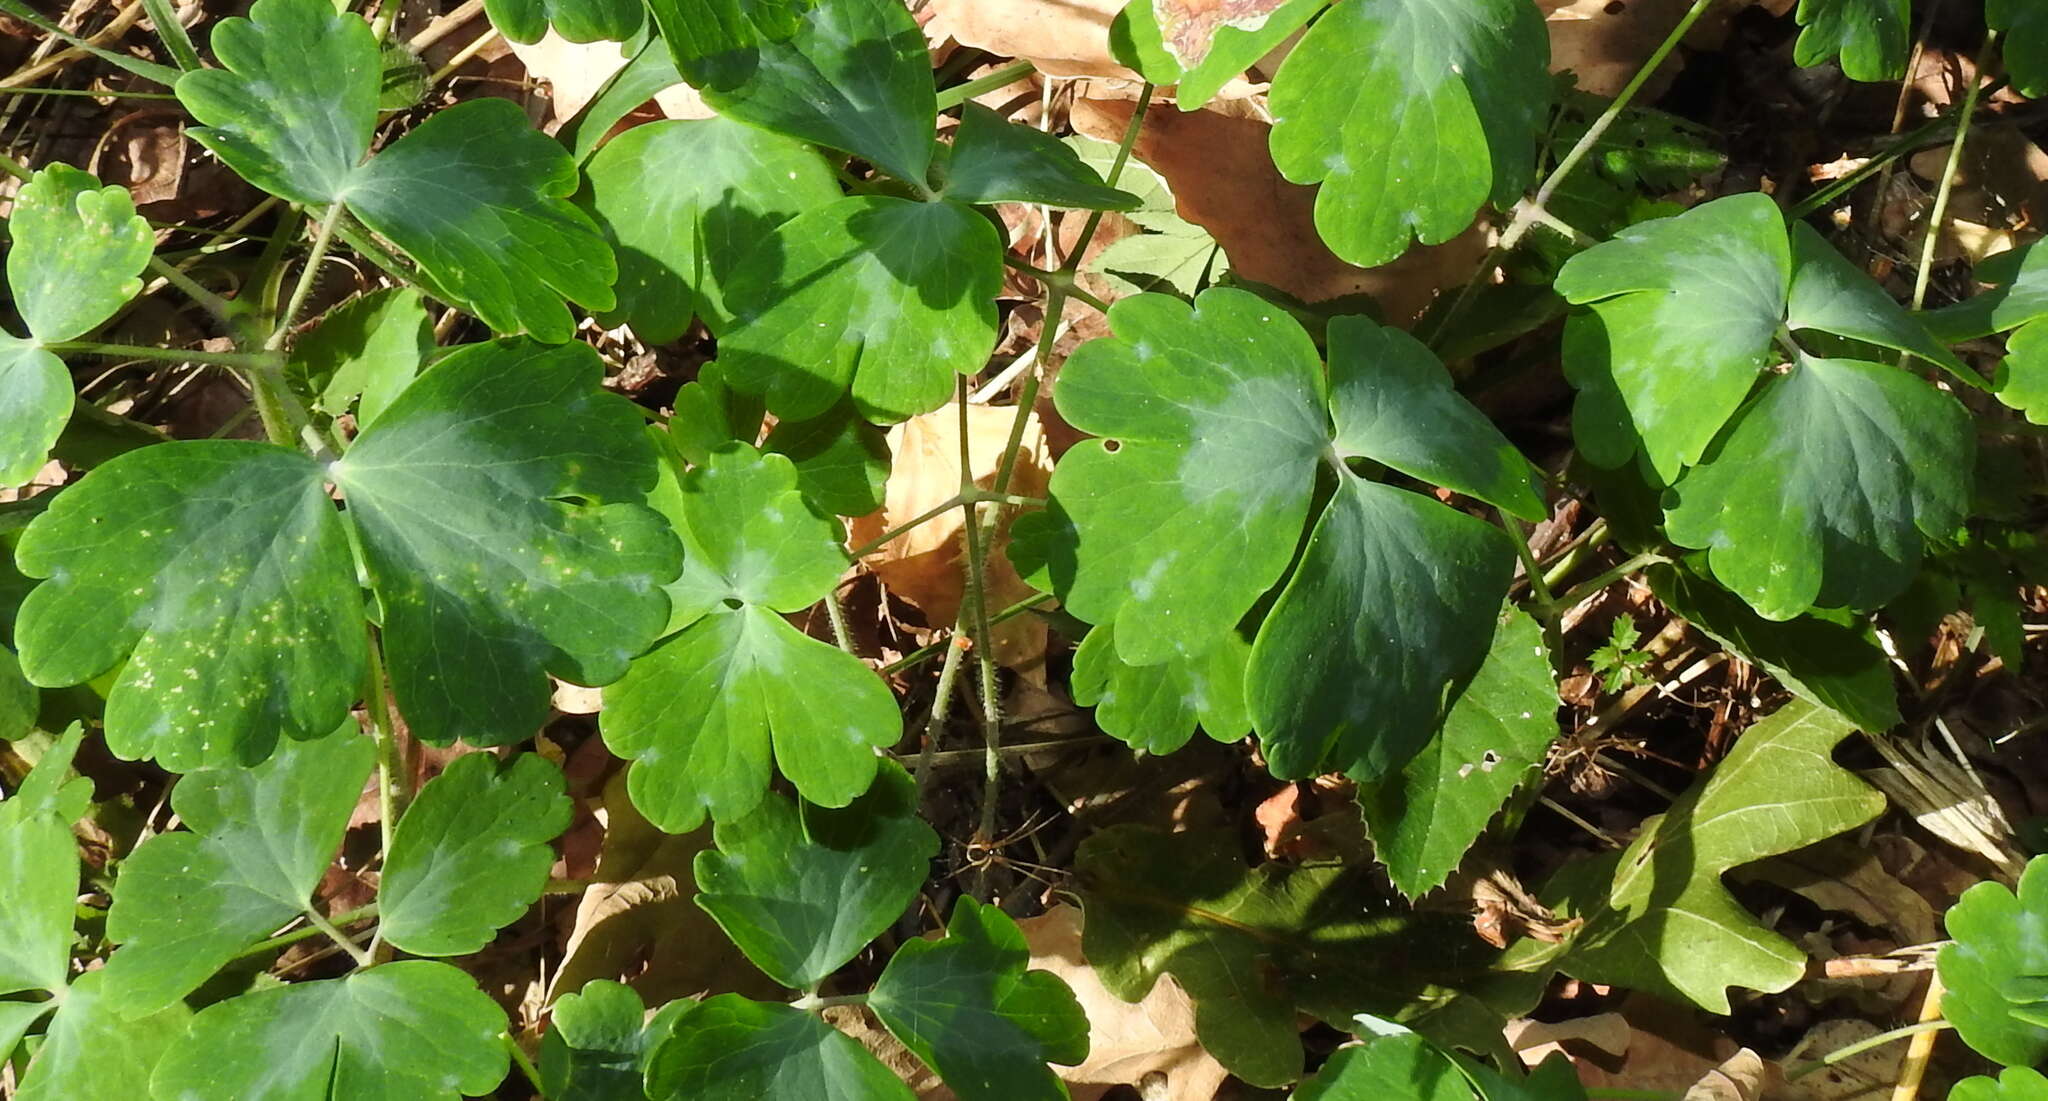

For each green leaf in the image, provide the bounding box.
[1267,0,1549,267]
[1358,607,1558,898]
[540,980,647,1101]
[695,761,936,989]
[1990,0,2048,98]
[346,98,616,343]
[1997,321,2048,425]
[940,103,1138,211]
[1076,825,1496,1086]
[0,1001,52,1071]
[1070,621,1250,755]
[484,0,640,45]
[1784,222,1972,382]
[0,726,82,996]
[99,724,372,1015]
[658,0,935,187]
[1535,699,1886,1012]
[603,444,898,831]
[716,195,1001,423]
[643,994,913,1100]
[0,644,32,742]
[9,163,154,343]
[1939,854,2048,1067]
[173,0,377,203]
[1924,241,2048,342]
[1954,1068,2048,1101]
[378,752,572,956]
[1326,317,1544,521]
[1120,0,1325,110]
[293,287,433,430]
[1292,1034,1474,1101]
[1648,562,1900,733]
[578,116,840,344]
[870,896,1089,1101]
[147,961,509,1099]
[14,971,189,1101]
[760,402,892,517]
[1663,354,1972,619]
[1792,0,1909,81]
[0,341,68,489]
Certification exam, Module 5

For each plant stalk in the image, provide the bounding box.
[1908,31,1997,316]
[303,906,374,968]
[1786,1019,1951,1082]
[935,59,1036,111]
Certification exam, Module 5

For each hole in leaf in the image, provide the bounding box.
[1103,439,1122,453]
[722,598,744,610]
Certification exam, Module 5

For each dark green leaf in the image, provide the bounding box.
[870,897,1088,1101]
[1793,0,1909,81]
[540,980,647,1101]
[940,103,1138,210]
[760,402,892,517]
[379,752,572,956]
[1991,0,2048,97]
[560,37,683,164]
[1070,621,1250,755]
[1292,1034,1473,1101]
[484,0,640,45]
[1923,241,2048,342]
[293,287,433,429]
[1939,854,2048,1067]
[643,994,912,1100]
[1785,222,1973,384]
[0,644,32,741]
[14,971,188,1101]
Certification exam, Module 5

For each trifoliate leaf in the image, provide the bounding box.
[1267,0,1549,267]
[485,0,640,45]
[0,726,82,996]
[1070,621,1250,755]
[1939,854,2048,1068]
[695,761,936,989]
[347,99,616,343]
[147,961,509,1099]
[603,444,898,831]
[1358,607,1558,899]
[870,897,1089,1101]
[716,195,1001,423]
[9,164,154,344]
[173,0,377,203]
[1076,826,1496,1086]
[1793,0,1909,81]
[940,103,1138,211]
[99,724,372,1015]
[1990,0,2048,98]
[17,339,676,765]
[378,752,572,956]
[1118,0,1324,109]
[760,402,892,517]
[643,995,913,1100]
[1532,699,1885,1013]
[1663,354,1972,620]
[578,116,840,344]
[540,980,647,1101]
[13,971,189,1101]
[1292,1034,1473,1101]
[1954,1068,2048,1101]
[656,0,934,187]
[293,287,432,430]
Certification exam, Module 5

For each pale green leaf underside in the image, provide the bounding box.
[294,287,432,430]
[718,195,1002,424]
[644,995,912,1101]
[1999,320,2048,425]
[1070,621,1250,755]
[1267,0,1549,268]
[378,752,572,956]
[1793,0,1909,82]
[15,971,189,1101]
[1119,0,1324,110]
[1938,854,2048,1068]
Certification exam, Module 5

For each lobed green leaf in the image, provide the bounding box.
[643,994,912,1100]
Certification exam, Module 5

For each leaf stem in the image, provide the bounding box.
[503,1033,544,1093]
[139,0,200,71]
[955,377,1006,901]
[823,587,856,655]
[232,903,378,961]
[788,991,869,1012]
[362,628,404,881]
[268,202,346,352]
[303,905,374,968]
[1551,549,1671,612]
[44,340,280,371]
[1003,257,1111,314]
[935,59,1036,112]
[848,493,970,560]
[1909,31,1997,315]
[886,594,1052,677]
[1785,1019,1951,1081]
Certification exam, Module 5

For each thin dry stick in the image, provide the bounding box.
[1891,971,1946,1101]
[0,0,147,90]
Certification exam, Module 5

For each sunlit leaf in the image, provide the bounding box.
[940,103,1138,211]
[485,0,640,45]
[1070,621,1250,755]
[14,971,188,1101]
[643,994,913,1100]
[0,727,82,997]
[1940,854,2048,1068]
[1792,0,1909,81]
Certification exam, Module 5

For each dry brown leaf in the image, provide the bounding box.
[1736,837,1939,944]
[1506,1012,1633,1064]
[825,1005,949,1098]
[848,401,1051,672]
[506,32,712,125]
[923,0,1137,81]
[1016,904,1229,1101]
[1785,1020,1900,1101]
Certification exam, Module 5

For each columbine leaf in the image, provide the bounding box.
[294,287,433,429]
[0,340,67,490]
[0,726,82,996]
[939,103,1138,211]
[10,164,154,343]
[540,980,647,1101]
[1532,699,1885,1012]
[485,0,640,45]
[655,0,934,187]
[1070,621,1250,755]
[378,752,572,956]
[1118,0,1325,109]
[0,644,32,742]
[870,897,1089,1101]
[643,995,913,1100]
[1939,854,2048,1068]
[2001,324,2048,425]
[173,0,377,203]
[1925,240,2048,342]
[1954,1069,2048,1101]
[1358,607,1559,898]
[1792,0,1909,81]
[759,402,892,517]
[347,98,616,343]
[1784,222,1972,381]
[147,961,509,1099]
[16,339,675,765]
[99,724,372,1015]
[695,761,936,989]
[603,444,898,831]
[1662,354,1972,620]
[579,116,840,344]
[716,195,1001,423]
[1266,0,1549,267]
[1990,0,2048,98]
[14,971,189,1101]
[1293,1033,1474,1101]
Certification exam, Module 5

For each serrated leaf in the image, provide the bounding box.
[1292,1033,1473,1101]
[0,726,82,996]
[1793,0,1909,81]
[656,0,934,186]
[1358,607,1558,898]
[695,761,936,989]
[1535,699,1886,1012]
[1075,825,1497,1086]
[1267,0,1549,267]
[717,195,1001,423]
[1939,854,2048,1067]
[870,896,1089,1101]
[99,724,372,1015]
[1954,1068,2048,1101]
[1990,0,2048,97]
[578,116,840,344]
[643,994,913,1100]
[10,164,154,343]
[14,970,189,1101]
[539,980,647,1101]
[485,0,640,45]
[1663,354,1972,619]
[17,339,676,766]
[148,961,509,1099]
[603,444,897,831]
[940,103,1138,211]
[1070,621,1250,755]
[379,752,572,956]
[293,287,432,430]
